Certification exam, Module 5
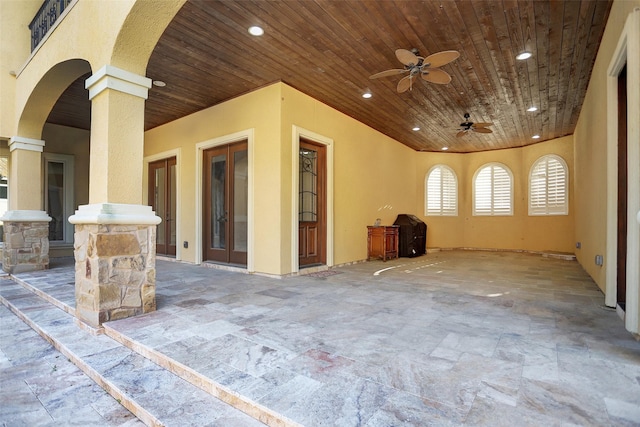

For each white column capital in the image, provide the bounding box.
[69,203,161,225]
[85,65,152,101]
[0,210,51,222]
[9,136,45,152]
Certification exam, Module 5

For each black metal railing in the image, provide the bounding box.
[28,0,72,51]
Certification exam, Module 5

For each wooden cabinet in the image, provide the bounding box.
[367,226,399,261]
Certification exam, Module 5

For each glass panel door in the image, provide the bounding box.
[154,166,167,247]
[233,149,248,253]
[169,161,177,250]
[43,153,74,245]
[149,157,177,256]
[299,139,326,267]
[204,141,247,265]
[47,161,64,241]
[210,153,227,251]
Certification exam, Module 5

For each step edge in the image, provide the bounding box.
[11,275,76,317]
[104,323,302,427]
[0,294,164,427]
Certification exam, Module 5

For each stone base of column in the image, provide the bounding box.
[69,204,161,327]
[1,210,51,274]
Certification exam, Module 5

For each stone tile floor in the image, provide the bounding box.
[0,303,144,426]
[2,250,640,426]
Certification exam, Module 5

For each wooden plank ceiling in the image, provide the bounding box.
[47,0,612,153]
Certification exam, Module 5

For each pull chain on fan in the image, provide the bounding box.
[370,48,460,93]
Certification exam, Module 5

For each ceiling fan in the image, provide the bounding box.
[456,113,493,137]
[369,48,460,93]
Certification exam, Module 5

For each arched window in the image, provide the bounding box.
[425,165,458,216]
[473,163,513,216]
[529,154,568,215]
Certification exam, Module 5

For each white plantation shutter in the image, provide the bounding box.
[474,163,513,216]
[529,155,568,215]
[426,165,457,216]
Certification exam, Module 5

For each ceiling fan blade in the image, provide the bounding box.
[424,50,460,68]
[396,49,419,66]
[421,68,452,84]
[369,69,408,79]
[473,127,493,134]
[397,75,413,93]
[456,130,468,138]
[473,122,494,128]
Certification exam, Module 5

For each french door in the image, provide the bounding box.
[203,141,248,266]
[148,157,177,256]
[299,139,326,267]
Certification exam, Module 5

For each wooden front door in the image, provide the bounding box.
[299,139,326,267]
[203,141,248,266]
[149,157,177,256]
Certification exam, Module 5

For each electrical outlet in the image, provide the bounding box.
[595,254,603,266]
[183,241,188,249]
[576,242,581,249]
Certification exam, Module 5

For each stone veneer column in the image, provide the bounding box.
[69,203,161,327]
[1,210,52,274]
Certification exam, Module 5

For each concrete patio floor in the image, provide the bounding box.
[1,250,640,426]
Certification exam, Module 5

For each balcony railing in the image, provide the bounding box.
[28,0,72,52]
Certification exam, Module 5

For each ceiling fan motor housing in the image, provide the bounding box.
[461,113,473,129]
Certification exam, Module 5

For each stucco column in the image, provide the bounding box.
[1,137,51,273]
[7,136,44,210]
[85,65,151,205]
[68,67,160,327]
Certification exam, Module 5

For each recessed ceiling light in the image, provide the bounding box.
[412,127,420,131]
[516,51,532,60]
[248,26,264,36]
[152,80,166,87]
[527,106,538,112]
[532,134,541,139]
[442,147,449,151]
[362,92,372,99]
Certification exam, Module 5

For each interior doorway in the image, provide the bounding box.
[203,141,248,266]
[148,157,177,256]
[43,153,74,245]
[617,64,627,311]
[298,139,326,267]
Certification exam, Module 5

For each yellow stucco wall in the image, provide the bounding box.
[280,84,417,266]
[573,0,640,291]
[0,0,40,139]
[416,136,575,253]
[144,83,283,274]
